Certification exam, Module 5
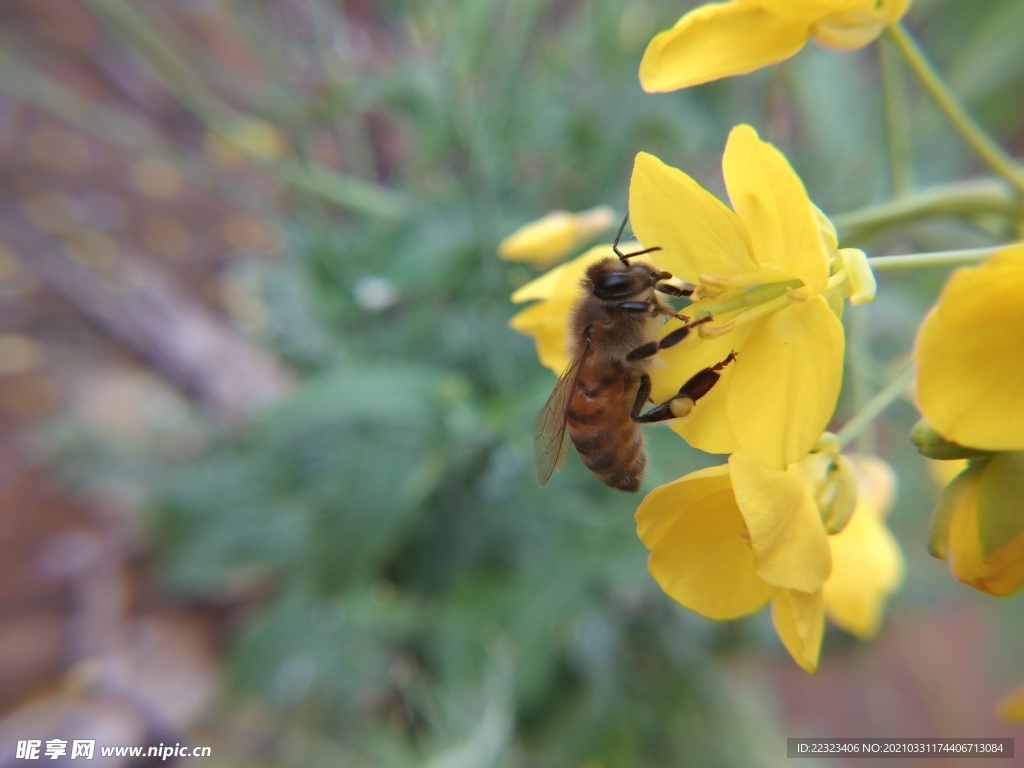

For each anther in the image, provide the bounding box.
[698,320,736,338]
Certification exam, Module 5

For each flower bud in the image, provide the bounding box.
[928,452,1024,597]
[801,451,858,535]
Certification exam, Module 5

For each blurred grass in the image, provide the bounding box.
[9,0,1024,765]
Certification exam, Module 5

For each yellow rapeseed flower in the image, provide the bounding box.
[630,125,871,469]
[640,0,911,92]
[635,447,902,672]
[914,246,1024,596]
[914,244,1024,452]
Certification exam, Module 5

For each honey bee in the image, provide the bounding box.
[533,220,736,492]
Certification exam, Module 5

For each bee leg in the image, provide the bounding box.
[612,213,661,263]
[625,316,713,362]
[626,341,659,362]
[631,373,679,423]
[677,351,737,402]
[631,352,737,424]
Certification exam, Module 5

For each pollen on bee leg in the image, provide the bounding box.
[669,396,695,419]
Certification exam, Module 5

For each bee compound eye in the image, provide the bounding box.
[597,272,631,294]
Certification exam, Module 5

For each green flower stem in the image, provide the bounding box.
[273,162,413,219]
[887,22,1024,195]
[832,178,1017,242]
[868,246,1005,271]
[835,363,916,451]
[880,37,914,197]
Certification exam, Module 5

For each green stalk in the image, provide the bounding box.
[274,162,413,219]
[887,22,1024,194]
[868,246,1006,271]
[835,363,916,450]
[880,37,914,197]
[831,177,1017,242]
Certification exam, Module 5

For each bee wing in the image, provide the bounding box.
[533,341,590,487]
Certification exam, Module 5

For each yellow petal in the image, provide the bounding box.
[823,459,904,638]
[730,451,832,592]
[914,245,1024,451]
[935,246,1024,328]
[771,588,825,673]
[761,0,909,25]
[813,202,839,253]
[997,685,1024,721]
[499,206,616,266]
[649,318,751,455]
[927,462,981,561]
[510,239,651,304]
[759,0,867,19]
[640,2,809,92]
[926,457,969,489]
[510,259,574,304]
[727,297,845,468]
[629,152,758,282]
[510,301,571,375]
[636,466,773,620]
[723,125,829,293]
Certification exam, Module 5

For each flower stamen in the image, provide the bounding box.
[698,319,736,338]
[697,279,803,318]
[712,293,791,332]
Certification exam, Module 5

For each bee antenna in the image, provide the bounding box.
[612,212,661,264]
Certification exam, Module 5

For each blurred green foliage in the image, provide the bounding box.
[33,0,1024,765]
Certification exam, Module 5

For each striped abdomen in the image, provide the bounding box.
[567,365,646,492]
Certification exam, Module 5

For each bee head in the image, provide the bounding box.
[585,258,659,301]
